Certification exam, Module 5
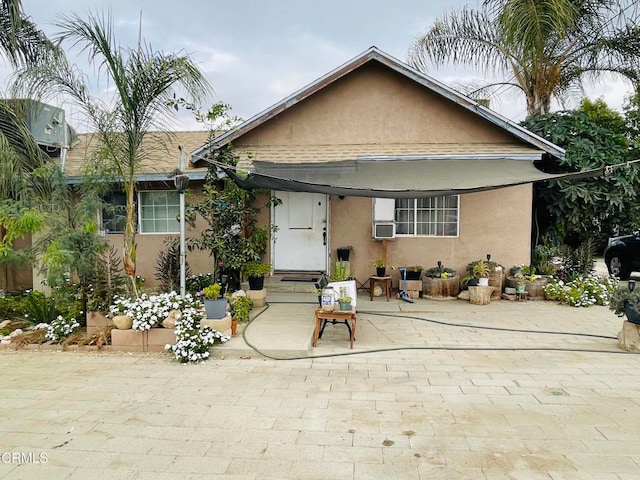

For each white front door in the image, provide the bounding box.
[273,191,327,271]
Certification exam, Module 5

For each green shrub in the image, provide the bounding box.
[155,238,191,293]
[22,291,61,325]
[186,273,214,295]
[0,294,24,321]
[229,295,253,322]
[242,261,270,278]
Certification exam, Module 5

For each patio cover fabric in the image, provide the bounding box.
[220,158,607,199]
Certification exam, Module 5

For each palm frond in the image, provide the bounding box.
[409,7,512,76]
[0,0,56,67]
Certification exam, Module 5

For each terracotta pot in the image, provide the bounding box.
[231,319,238,335]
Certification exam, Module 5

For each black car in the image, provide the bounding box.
[604,233,640,279]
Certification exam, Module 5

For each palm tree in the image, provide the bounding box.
[0,0,55,183]
[408,0,640,117]
[0,1,57,291]
[12,10,212,296]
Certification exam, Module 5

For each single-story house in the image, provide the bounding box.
[189,46,575,285]
[8,47,588,293]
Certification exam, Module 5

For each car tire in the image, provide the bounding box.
[607,253,631,280]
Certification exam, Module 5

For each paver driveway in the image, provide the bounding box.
[1,300,639,479]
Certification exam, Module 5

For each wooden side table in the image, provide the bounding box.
[313,307,357,349]
[369,275,392,301]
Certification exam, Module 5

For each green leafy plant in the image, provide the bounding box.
[241,261,270,278]
[155,238,191,293]
[186,273,215,295]
[425,265,456,278]
[523,107,640,246]
[185,109,277,291]
[22,291,60,325]
[609,281,640,316]
[0,294,23,321]
[533,241,559,276]
[87,245,129,312]
[328,261,351,282]
[229,295,253,323]
[467,259,499,277]
[556,239,596,281]
[202,284,222,299]
[372,258,385,268]
[472,261,490,278]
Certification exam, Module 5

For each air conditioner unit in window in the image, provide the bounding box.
[373,222,395,239]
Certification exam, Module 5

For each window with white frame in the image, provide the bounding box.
[394,196,459,237]
[139,191,180,234]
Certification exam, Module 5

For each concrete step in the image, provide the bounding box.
[242,274,322,293]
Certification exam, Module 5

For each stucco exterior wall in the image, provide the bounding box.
[109,187,273,291]
[234,62,526,149]
[329,184,532,286]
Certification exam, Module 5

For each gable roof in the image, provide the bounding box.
[190,46,565,163]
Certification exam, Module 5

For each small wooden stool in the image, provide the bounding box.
[313,307,357,349]
[516,291,528,301]
[369,275,392,301]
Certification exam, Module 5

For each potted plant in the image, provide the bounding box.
[338,294,352,311]
[336,246,353,262]
[609,281,640,324]
[328,261,352,282]
[506,265,548,299]
[372,258,386,277]
[405,265,423,280]
[201,284,227,319]
[423,261,459,298]
[311,287,323,307]
[425,262,456,279]
[472,261,490,286]
[229,295,253,335]
[242,261,271,290]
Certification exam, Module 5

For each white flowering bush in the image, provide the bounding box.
[45,315,81,341]
[166,308,230,363]
[109,291,229,363]
[544,274,616,307]
[109,292,199,331]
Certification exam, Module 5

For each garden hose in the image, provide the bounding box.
[239,301,630,362]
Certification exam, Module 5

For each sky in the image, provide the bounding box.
[6,0,635,132]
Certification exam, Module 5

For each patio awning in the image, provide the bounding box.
[218,157,616,199]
